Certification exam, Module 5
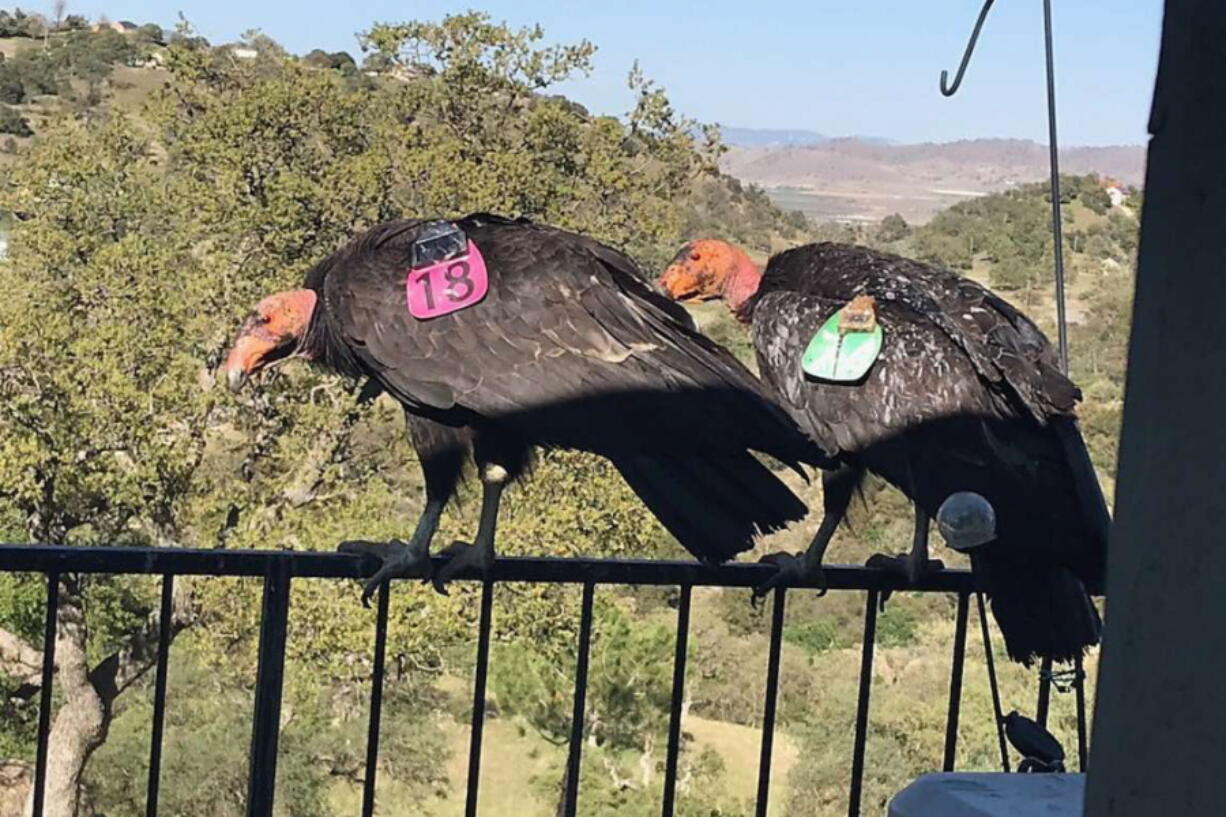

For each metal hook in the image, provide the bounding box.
[939,0,996,96]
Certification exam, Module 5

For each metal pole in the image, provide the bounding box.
[1043,0,1069,374]
[755,589,787,817]
[1036,0,1068,727]
[464,581,495,817]
[246,561,291,817]
[561,583,595,817]
[977,593,1010,772]
[145,575,175,817]
[848,590,880,817]
[360,582,391,817]
[661,585,693,817]
[32,572,59,817]
[942,592,971,771]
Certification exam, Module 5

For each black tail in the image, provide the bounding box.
[973,550,1102,666]
[612,452,807,563]
[1051,416,1111,594]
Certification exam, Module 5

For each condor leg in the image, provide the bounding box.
[432,463,507,594]
[340,499,443,605]
[339,412,464,606]
[754,463,863,600]
[867,506,945,586]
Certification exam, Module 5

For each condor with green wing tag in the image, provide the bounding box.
[801,294,883,382]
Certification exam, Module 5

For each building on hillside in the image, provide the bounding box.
[225,45,259,60]
[1097,175,1130,206]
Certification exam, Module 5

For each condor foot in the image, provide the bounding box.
[865,552,945,586]
[430,540,495,595]
[338,537,433,607]
[866,552,945,609]
[752,551,827,606]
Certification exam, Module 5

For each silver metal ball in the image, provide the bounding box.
[936,492,996,552]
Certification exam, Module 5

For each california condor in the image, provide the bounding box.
[658,239,1108,664]
[223,215,831,600]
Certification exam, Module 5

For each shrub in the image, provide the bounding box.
[0,105,32,137]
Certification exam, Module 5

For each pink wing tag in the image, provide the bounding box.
[405,241,490,320]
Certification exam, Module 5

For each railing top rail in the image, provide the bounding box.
[0,544,976,591]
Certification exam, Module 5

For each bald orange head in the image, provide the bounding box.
[657,239,762,322]
[222,289,318,392]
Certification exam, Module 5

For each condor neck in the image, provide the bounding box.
[722,249,763,322]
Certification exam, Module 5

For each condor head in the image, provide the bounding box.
[657,239,762,322]
[222,289,317,393]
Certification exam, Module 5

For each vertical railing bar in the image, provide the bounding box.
[754,589,787,817]
[464,580,495,817]
[942,591,971,772]
[1035,656,1053,728]
[561,582,596,817]
[660,585,692,817]
[360,581,391,817]
[976,592,1010,772]
[847,589,879,817]
[145,574,175,817]
[246,559,291,817]
[1074,653,1088,771]
[32,571,59,817]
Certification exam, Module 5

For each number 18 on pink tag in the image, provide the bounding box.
[406,241,490,319]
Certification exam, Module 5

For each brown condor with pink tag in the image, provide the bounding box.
[223,214,834,599]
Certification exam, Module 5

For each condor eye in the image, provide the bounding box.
[690,251,701,261]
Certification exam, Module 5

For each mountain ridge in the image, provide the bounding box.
[722,136,1146,224]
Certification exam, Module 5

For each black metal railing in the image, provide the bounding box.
[0,544,1073,817]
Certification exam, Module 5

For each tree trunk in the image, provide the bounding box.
[13,577,192,817]
[23,587,106,817]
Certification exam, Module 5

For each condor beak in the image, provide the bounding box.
[226,366,247,394]
[222,328,279,394]
[657,264,700,301]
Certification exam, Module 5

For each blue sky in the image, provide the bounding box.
[61,1,1161,145]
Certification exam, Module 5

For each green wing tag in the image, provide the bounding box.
[801,295,884,382]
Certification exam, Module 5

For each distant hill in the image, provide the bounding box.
[722,137,1146,224]
[718,127,828,146]
[718,126,895,147]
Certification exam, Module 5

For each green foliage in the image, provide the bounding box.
[0,103,30,135]
[878,213,910,242]
[135,23,165,45]
[494,598,745,816]
[87,647,450,817]
[783,618,846,653]
[0,8,45,38]
[303,48,356,75]
[989,253,1033,291]
[0,58,24,103]
[0,25,146,118]
[1080,184,1112,215]
[0,572,44,759]
[682,172,813,254]
[493,600,674,751]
